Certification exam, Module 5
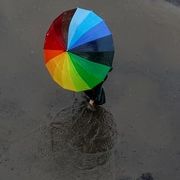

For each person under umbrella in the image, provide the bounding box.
[44,8,114,106]
[84,69,112,110]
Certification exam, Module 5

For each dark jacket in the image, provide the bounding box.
[84,75,108,105]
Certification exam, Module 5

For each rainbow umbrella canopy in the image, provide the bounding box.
[44,7,114,92]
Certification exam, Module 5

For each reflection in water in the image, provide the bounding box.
[50,95,118,170]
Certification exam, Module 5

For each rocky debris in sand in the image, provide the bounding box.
[136,172,154,180]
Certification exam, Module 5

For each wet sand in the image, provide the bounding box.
[0,0,180,179]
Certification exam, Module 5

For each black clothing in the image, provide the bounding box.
[84,74,108,105]
[84,83,106,105]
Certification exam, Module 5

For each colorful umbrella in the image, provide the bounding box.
[44,7,114,92]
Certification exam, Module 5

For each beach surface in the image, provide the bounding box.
[0,0,180,179]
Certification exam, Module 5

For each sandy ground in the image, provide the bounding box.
[0,0,180,179]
